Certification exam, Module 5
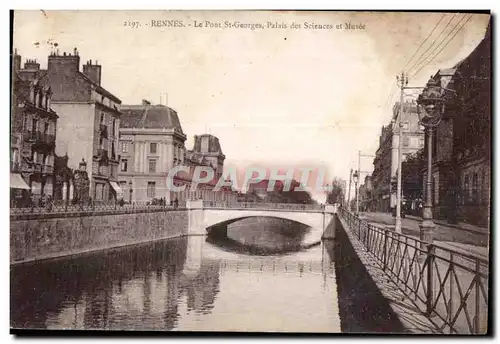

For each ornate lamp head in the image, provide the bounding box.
[353,170,359,184]
[417,76,445,127]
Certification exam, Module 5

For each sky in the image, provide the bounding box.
[12,10,490,201]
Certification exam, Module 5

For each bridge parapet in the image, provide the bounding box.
[201,201,327,213]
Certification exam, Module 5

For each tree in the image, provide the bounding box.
[327,178,345,205]
[402,150,424,211]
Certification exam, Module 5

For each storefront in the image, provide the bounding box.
[10,173,31,208]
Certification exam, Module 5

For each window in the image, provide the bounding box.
[32,119,38,133]
[112,119,116,136]
[419,137,425,148]
[464,173,470,203]
[403,136,410,147]
[149,159,157,173]
[150,142,157,154]
[24,114,30,131]
[44,122,49,135]
[95,183,104,201]
[100,112,104,124]
[472,173,479,204]
[482,170,487,204]
[147,182,156,198]
[121,141,129,153]
[121,159,128,172]
[402,122,409,131]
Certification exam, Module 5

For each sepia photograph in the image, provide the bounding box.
[8,9,491,334]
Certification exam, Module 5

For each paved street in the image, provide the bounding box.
[359,212,489,259]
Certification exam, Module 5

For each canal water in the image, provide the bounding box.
[11,217,404,333]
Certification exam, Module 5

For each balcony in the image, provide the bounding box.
[97,148,108,158]
[99,124,108,138]
[24,130,56,148]
[95,148,109,164]
[22,162,42,174]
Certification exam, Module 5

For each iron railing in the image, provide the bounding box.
[10,200,187,215]
[338,207,489,334]
[201,201,325,212]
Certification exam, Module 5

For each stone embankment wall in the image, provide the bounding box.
[10,209,188,264]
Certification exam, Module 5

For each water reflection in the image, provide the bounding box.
[207,217,317,256]
[11,218,341,332]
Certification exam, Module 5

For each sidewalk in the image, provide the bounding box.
[406,215,489,236]
[339,213,489,333]
[359,212,489,259]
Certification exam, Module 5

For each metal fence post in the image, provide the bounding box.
[426,244,435,316]
[475,259,480,333]
[383,229,388,271]
[366,224,370,252]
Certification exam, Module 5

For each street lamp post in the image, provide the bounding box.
[395,72,408,233]
[353,170,359,215]
[129,181,133,204]
[416,77,445,245]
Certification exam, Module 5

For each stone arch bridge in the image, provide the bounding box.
[186,201,338,245]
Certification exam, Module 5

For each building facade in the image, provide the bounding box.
[118,101,187,203]
[118,101,237,204]
[11,52,58,206]
[358,175,373,212]
[44,48,122,203]
[371,101,424,212]
[422,22,491,226]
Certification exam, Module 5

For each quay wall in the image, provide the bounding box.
[10,209,189,264]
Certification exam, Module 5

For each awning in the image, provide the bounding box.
[109,181,123,196]
[10,173,30,190]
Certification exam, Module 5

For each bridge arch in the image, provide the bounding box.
[203,209,325,232]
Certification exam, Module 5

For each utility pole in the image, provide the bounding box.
[347,168,353,211]
[356,151,361,214]
[395,71,408,233]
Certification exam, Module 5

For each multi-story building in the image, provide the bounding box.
[184,134,236,203]
[11,51,58,206]
[118,100,237,204]
[43,48,122,203]
[371,100,424,212]
[423,21,491,226]
[452,21,491,226]
[358,175,373,212]
[118,100,187,203]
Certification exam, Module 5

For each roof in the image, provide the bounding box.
[119,104,184,132]
[185,150,211,166]
[192,134,224,155]
[76,72,121,104]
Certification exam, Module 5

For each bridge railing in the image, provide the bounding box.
[202,201,325,211]
[338,207,489,334]
[10,200,186,216]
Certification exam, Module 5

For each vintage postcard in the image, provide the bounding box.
[9,10,491,334]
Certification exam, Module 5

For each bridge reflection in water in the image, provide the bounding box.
[11,216,396,333]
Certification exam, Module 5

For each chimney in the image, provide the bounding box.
[82,59,102,85]
[24,58,40,71]
[48,48,80,75]
[13,49,21,72]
